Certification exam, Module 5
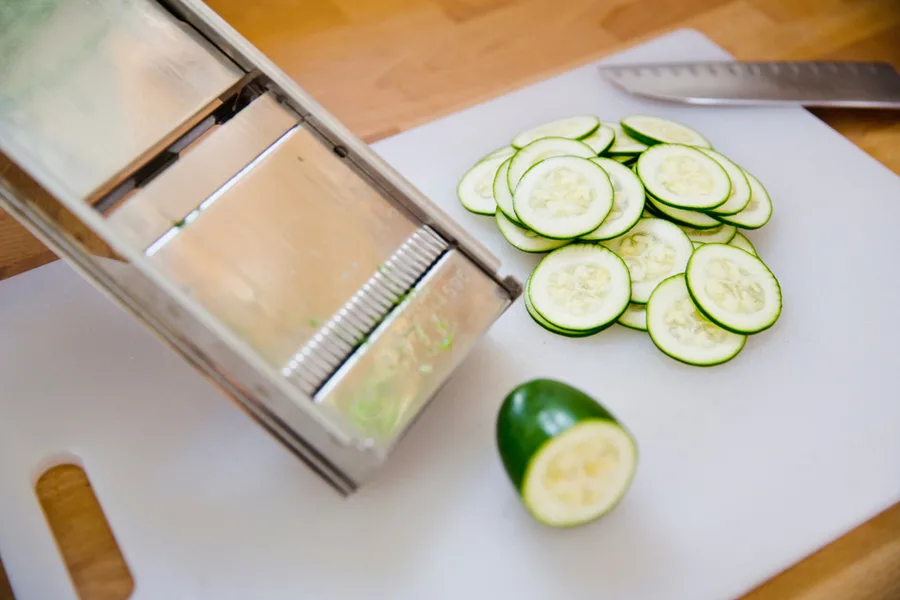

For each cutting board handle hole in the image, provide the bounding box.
[35,464,135,600]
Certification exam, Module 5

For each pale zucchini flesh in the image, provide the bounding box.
[508,137,597,192]
[512,115,600,149]
[603,217,693,303]
[685,244,782,334]
[523,420,638,527]
[617,303,647,331]
[698,148,752,216]
[729,232,757,255]
[581,124,616,154]
[529,244,631,331]
[621,115,712,148]
[646,274,747,366]
[606,123,648,155]
[681,223,737,244]
[457,155,504,215]
[496,211,569,253]
[647,194,723,229]
[637,144,731,210]
[493,158,521,224]
[580,158,647,241]
[513,156,614,239]
[716,170,773,230]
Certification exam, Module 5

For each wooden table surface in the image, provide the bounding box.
[1,0,899,598]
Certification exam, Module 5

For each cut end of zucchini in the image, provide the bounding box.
[637,144,731,210]
[686,244,782,334]
[647,274,747,366]
[621,115,711,148]
[523,420,637,527]
[512,115,600,149]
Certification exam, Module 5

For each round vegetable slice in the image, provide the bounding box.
[508,137,596,192]
[697,148,752,215]
[496,378,638,527]
[493,158,521,224]
[457,155,504,215]
[529,244,631,331]
[716,169,773,230]
[617,303,647,331]
[729,232,757,255]
[636,144,731,210]
[680,223,737,244]
[513,156,614,239]
[606,123,648,155]
[603,218,693,303]
[646,195,722,229]
[512,115,600,149]
[581,124,616,154]
[480,145,517,162]
[647,274,747,366]
[496,211,569,253]
[523,279,601,337]
[580,158,646,241]
[686,243,782,334]
[621,115,712,148]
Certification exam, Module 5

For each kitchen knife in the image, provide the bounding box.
[598,61,900,109]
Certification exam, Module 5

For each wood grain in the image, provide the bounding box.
[1,0,898,597]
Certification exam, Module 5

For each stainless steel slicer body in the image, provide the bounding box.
[0,0,520,493]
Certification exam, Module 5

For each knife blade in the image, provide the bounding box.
[598,61,900,109]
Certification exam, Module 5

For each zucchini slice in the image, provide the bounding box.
[606,123,648,155]
[604,217,693,303]
[647,195,722,229]
[636,144,731,210]
[697,148,752,216]
[457,155,504,215]
[513,156,614,239]
[496,211,569,254]
[647,275,747,366]
[617,303,647,331]
[580,158,646,241]
[681,223,737,244]
[496,379,638,527]
[685,244,782,334]
[612,154,639,166]
[621,115,712,148]
[716,170,773,230]
[512,115,600,149]
[523,279,601,337]
[729,232,757,256]
[507,137,597,192]
[480,145,517,162]
[529,244,631,331]
[581,124,616,154]
[493,157,521,225]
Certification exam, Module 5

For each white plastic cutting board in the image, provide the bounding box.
[2,29,899,600]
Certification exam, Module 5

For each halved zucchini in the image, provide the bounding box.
[496,379,638,527]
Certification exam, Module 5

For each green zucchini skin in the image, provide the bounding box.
[496,379,623,492]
